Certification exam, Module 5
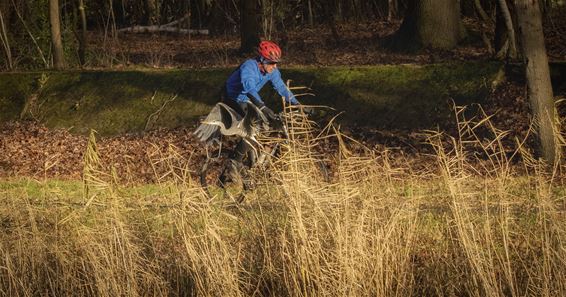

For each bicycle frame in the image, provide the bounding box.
[199,113,289,202]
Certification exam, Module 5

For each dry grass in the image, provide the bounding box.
[1,106,566,296]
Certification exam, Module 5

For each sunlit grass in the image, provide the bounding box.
[1,106,566,296]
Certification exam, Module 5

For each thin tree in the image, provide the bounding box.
[388,0,397,22]
[78,0,87,66]
[386,0,464,51]
[495,0,517,59]
[474,0,494,54]
[0,0,9,31]
[515,0,559,164]
[473,0,491,24]
[11,0,48,67]
[0,6,12,70]
[145,0,158,25]
[307,0,314,26]
[322,0,341,45]
[0,0,12,69]
[49,0,65,69]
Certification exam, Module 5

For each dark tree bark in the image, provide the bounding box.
[515,0,558,165]
[240,0,260,53]
[386,0,464,51]
[49,0,65,69]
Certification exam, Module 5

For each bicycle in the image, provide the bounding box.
[199,112,289,203]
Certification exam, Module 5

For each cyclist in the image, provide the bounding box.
[220,40,300,172]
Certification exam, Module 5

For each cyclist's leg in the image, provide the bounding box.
[221,94,248,117]
[234,138,257,165]
[218,96,251,182]
[221,138,254,182]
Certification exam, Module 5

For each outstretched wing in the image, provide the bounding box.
[241,101,269,136]
[194,103,241,143]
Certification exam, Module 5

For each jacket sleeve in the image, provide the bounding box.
[240,61,265,106]
[270,69,299,105]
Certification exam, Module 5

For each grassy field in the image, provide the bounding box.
[1,111,566,297]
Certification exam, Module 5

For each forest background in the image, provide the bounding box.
[2,1,566,296]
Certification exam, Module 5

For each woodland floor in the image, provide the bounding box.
[1,16,566,182]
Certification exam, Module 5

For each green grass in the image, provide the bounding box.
[0,62,502,135]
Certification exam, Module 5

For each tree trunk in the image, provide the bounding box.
[240,0,260,53]
[494,2,508,55]
[308,0,314,26]
[78,0,87,66]
[474,0,491,24]
[496,0,517,59]
[0,0,9,33]
[461,0,476,16]
[184,0,190,29]
[322,0,342,45]
[386,0,464,51]
[0,2,12,70]
[208,0,230,36]
[515,0,558,165]
[335,0,343,21]
[388,0,397,21]
[145,0,158,25]
[49,0,65,69]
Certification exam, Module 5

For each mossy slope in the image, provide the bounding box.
[284,62,501,129]
[0,62,502,135]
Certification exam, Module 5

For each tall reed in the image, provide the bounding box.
[0,106,565,296]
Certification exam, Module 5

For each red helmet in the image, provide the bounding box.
[258,40,282,63]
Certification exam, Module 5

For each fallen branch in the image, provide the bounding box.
[161,15,189,27]
[117,16,208,35]
[118,26,208,35]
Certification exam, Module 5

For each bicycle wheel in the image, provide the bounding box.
[200,158,249,202]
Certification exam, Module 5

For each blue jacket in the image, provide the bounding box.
[225,59,299,106]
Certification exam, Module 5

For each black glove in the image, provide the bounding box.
[260,105,277,121]
[302,106,315,116]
